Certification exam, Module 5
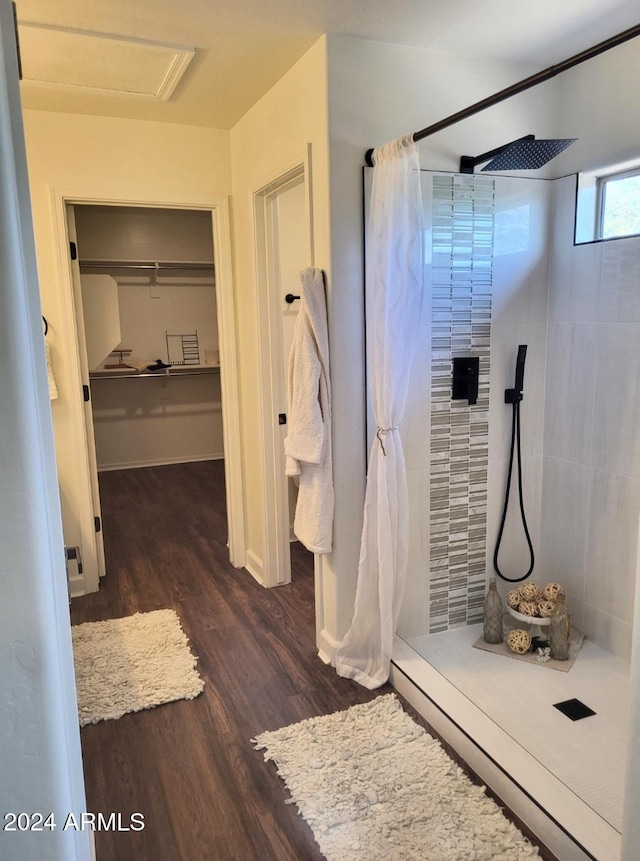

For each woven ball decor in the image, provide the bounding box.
[507,629,531,654]
[537,600,556,618]
[505,581,566,618]
[543,582,562,601]
[518,583,538,601]
[506,589,521,609]
[518,601,538,617]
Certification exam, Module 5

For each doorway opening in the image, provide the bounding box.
[253,158,315,589]
[53,193,244,598]
[72,203,226,588]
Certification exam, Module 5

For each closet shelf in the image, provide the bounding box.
[89,365,220,381]
[79,260,214,273]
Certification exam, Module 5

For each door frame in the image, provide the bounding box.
[66,204,106,587]
[0,1,92,856]
[49,187,245,591]
[251,148,314,587]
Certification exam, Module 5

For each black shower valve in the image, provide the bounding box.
[452,356,479,406]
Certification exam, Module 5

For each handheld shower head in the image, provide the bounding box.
[505,344,527,404]
[514,344,527,393]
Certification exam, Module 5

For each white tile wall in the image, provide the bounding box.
[544,322,598,464]
[540,177,640,661]
[598,238,640,323]
[591,323,640,477]
[540,457,590,601]
[584,470,640,625]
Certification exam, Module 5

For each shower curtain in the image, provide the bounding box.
[335,135,424,689]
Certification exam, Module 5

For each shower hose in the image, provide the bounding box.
[493,398,535,583]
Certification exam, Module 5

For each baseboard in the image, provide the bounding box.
[245,549,265,587]
[68,571,86,599]
[390,637,619,861]
[97,453,224,472]
[317,628,340,665]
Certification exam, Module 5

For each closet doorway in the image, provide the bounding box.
[253,155,315,588]
[53,193,243,596]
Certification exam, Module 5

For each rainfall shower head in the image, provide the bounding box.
[460,135,576,174]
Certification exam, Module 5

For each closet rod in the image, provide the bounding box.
[79,260,214,272]
[364,21,640,166]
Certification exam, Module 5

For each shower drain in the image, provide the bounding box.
[553,698,596,721]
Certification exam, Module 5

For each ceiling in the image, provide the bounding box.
[15,0,640,129]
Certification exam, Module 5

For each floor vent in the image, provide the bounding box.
[553,698,596,721]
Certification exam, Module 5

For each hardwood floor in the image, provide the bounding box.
[71,461,555,861]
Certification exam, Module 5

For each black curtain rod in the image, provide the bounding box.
[364,22,640,166]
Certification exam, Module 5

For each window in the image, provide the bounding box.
[597,167,640,240]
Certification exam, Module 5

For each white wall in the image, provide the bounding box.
[229,37,333,618]
[23,110,231,568]
[553,35,640,176]
[326,35,559,641]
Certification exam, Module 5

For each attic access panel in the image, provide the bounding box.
[18,23,195,101]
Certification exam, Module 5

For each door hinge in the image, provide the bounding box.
[278,413,287,425]
[65,545,83,575]
[94,516,101,534]
[82,384,90,402]
[70,241,78,260]
[12,3,22,80]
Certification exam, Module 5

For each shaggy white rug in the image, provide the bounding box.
[72,609,204,726]
[253,694,540,860]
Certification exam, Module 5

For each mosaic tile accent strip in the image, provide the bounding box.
[429,175,494,634]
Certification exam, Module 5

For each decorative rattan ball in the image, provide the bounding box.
[534,589,546,603]
[543,582,562,601]
[506,589,521,609]
[538,600,556,618]
[518,582,538,601]
[507,629,531,654]
[519,600,538,617]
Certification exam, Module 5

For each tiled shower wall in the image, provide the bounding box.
[428,175,494,633]
[539,174,640,661]
[397,173,551,641]
[399,170,638,661]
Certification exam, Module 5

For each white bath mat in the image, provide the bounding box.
[253,694,539,860]
[72,609,204,726]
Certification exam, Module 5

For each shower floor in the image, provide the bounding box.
[393,625,629,859]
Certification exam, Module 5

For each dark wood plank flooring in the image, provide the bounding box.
[71,461,555,861]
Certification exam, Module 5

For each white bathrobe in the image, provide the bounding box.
[284,268,334,554]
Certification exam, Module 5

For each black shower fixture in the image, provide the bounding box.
[459,135,576,174]
[494,345,535,583]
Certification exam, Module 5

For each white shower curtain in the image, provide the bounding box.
[335,134,424,689]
